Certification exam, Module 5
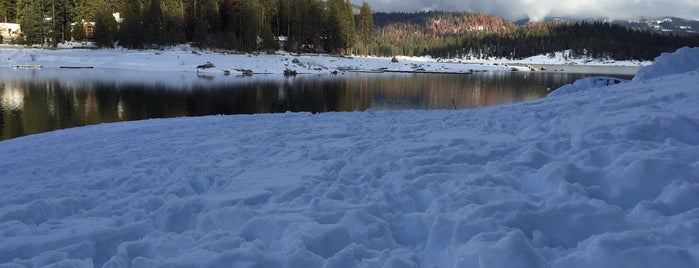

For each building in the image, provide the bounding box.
[0,23,21,44]
[70,21,96,41]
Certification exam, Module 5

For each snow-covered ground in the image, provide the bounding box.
[512,50,651,66]
[0,46,510,75]
[0,46,651,77]
[461,50,652,67]
[1,47,698,267]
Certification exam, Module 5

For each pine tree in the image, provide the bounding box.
[357,2,375,56]
[261,20,278,51]
[73,0,101,21]
[0,0,18,23]
[143,0,164,46]
[17,0,50,45]
[187,0,217,47]
[235,0,263,52]
[93,7,117,48]
[260,0,279,35]
[342,0,356,54]
[284,0,304,52]
[119,0,144,48]
[161,0,186,44]
[327,0,355,54]
[72,21,86,41]
[50,0,74,47]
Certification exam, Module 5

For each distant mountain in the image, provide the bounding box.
[516,17,699,35]
[616,17,698,35]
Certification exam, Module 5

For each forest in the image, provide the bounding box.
[1,0,369,54]
[373,12,699,61]
[1,0,698,60]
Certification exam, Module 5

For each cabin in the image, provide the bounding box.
[70,21,96,41]
[0,23,22,44]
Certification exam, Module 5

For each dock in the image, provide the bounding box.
[59,66,94,69]
[11,64,43,69]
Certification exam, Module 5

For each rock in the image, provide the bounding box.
[196,62,215,69]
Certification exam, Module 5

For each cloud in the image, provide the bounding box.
[353,0,699,21]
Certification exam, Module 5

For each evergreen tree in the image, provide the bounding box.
[260,0,280,51]
[74,0,102,21]
[261,22,278,50]
[187,0,217,47]
[357,2,375,56]
[283,0,303,51]
[234,0,263,52]
[161,0,187,44]
[143,0,164,46]
[327,0,355,54]
[260,0,279,35]
[342,0,356,53]
[278,0,324,52]
[50,0,74,47]
[119,0,144,48]
[93,7,117,48]
[17,0,50,45]
[277,0,291,37]
[0,0,18,23]
[72,21,86,41]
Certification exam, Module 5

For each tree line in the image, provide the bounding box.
[2,1,697,60]
[371,11,699,61]
[1,0,375,54]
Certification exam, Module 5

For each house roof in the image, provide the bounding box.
[0,23,21,32]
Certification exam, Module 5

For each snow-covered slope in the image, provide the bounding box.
[1,48,699,267]
[634,47,699,81]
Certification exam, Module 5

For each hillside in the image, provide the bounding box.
[372,12,699,60]
[517,16,699,35]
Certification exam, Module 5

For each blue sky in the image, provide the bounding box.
[354,0,699,21]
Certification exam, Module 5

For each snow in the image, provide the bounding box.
[0,46,510,75]
[0,46,649,77]
[546,76,628,97]
[634,47,699,81]
[515,51,650,66]
[1,47,699,267]
[427,50,650,67]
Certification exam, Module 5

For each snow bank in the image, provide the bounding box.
[1,48,699,267]
[634,47,699,81]
[547,76,628,97]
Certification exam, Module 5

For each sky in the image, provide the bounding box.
[354,0,699,21]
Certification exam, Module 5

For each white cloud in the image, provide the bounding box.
[353,0,699,21]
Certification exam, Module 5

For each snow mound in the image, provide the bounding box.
[1,48,699,267]
[547,76,628,97]
[634,47,699,81]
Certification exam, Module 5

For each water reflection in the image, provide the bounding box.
[1,84,24,111]
[0,68,627,140]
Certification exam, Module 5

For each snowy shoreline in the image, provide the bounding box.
[1,48,697,267]
[0,46,650,76]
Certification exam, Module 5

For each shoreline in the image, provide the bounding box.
[0,47,647,77]
[507,63,641,76]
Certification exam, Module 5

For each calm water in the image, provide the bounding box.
[0,68,632,140]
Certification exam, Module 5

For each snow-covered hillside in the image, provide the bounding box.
[0,47,698,267]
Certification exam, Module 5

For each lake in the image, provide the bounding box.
[0,68,634,140]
